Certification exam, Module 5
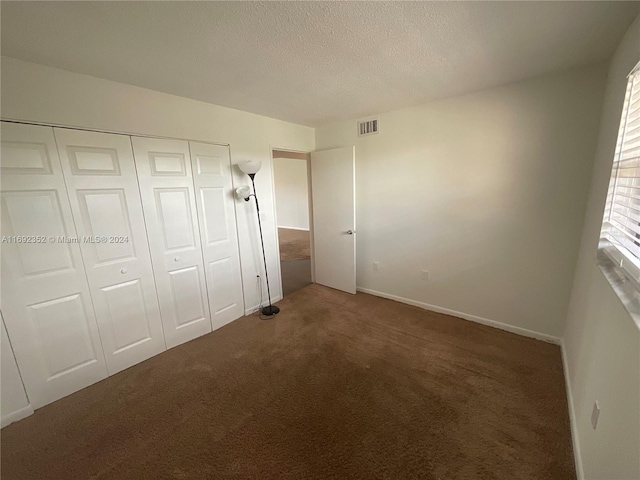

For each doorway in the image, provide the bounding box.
[272,149,313,297]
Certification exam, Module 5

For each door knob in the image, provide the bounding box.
[173,256,180,262]
[346,230,355,235]
[120,268,127,274]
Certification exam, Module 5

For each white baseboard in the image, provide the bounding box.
[561,341,584,480]
[1,404,34,428]
[277,225,310,231]
[355,287,562,345]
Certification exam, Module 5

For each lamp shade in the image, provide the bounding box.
[235,185,251,200]
[238,160,262,175]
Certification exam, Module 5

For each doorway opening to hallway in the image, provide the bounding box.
[272,149,313,297]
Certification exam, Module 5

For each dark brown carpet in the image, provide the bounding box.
[1,285,575,480]
[278,228,310,261]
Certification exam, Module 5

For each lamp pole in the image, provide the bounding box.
[246,173,279,317]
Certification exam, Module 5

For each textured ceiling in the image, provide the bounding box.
[1,1,639,126]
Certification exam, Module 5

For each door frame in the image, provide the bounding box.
[269,146,315,300]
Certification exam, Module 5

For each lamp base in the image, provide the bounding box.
[261,305,280,317]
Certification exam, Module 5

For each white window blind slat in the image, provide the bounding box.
[609,218,640,239]
[606,220,640,249]
[612,194,640,206]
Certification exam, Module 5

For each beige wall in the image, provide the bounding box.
[563,15,640,480]
[0,56,315,315]
[273,157,310,230]
[316,63,607,339]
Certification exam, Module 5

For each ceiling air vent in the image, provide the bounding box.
[358,118,379,137]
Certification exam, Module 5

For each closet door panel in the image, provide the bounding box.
[0,122,108,408]
[54,128,165,375]
[131,137,211,348]
[189,142,244,329]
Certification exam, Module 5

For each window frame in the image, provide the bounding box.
[599,61,640,288]
[596,61,640,328]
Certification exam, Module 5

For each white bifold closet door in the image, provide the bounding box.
[131,137,212,348]
[189,142,244,328]
[0,122,108,408]
[54,128,166,375]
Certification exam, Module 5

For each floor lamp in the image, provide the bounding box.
[236,160,280,317]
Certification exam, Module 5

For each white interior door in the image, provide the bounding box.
[310,146,356,294]
[0,122,108,408]
[54,128,166,375]
[131,137,211,348]
[189,142,245,329]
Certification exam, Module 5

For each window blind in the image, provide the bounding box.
[602,63,640,279]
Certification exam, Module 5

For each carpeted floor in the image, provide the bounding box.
[1,285,575,480]
[278,228,310,262]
